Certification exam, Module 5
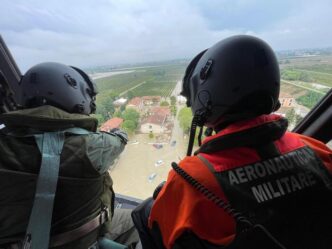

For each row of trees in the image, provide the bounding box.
[120,108,140,135]
[94,92,118,124]
[178,107,207,146]
[95,91,181,136]
[170,96,177,116]
[179,106,306,135]
[178,107,192,135]
[92,90,140,135]
[296,91,323,109]
[160,96,177,116]
[96,90,137,120]
[285,108,303,128]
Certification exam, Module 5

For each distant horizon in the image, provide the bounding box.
[84,46,332,72]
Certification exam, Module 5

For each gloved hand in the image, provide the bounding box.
[110,128,128,144]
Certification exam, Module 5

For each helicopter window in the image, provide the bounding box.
[1,0,331,199]
[327,141,332,149]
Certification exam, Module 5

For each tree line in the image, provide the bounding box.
[93,91,140,135]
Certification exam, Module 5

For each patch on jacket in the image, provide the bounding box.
[215,146,332,209]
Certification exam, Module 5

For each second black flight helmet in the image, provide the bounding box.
[181,35,280,128]
[19,62,97,114]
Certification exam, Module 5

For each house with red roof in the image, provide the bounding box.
[100,117,124,132]
[126,97,143,111]
[140,105,172,133]
[140,113,167,133]
[149,106,171,116]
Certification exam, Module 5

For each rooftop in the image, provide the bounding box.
[142,114,166,126]
[100,117,124,132]
[142,96,161,101]
[127,97,142,106]
[150,106,171,116]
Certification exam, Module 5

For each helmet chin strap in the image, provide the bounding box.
[186,91,212,156]
[186,115,199,156]
[186,108,210,156]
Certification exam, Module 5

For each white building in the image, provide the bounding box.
[140,114,167,134]
[113,98,128,107]
[177,95,187,104]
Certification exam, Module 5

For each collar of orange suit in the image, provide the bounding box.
[195,114,288,155]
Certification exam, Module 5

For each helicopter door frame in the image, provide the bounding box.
[293,89,332,143]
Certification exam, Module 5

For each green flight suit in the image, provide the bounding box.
[0,105,129,248]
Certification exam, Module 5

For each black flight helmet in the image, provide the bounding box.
[19,62,97,114]
[181,35,280,129]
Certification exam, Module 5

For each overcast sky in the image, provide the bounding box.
[1,0,332,72]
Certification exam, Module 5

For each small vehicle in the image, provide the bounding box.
[171,140,176,147]
[131,140,139,145]
[153,144,163,149]
[154,160,164,167]
[148,173,157,182]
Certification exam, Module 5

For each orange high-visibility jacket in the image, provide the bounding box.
[149,114,332,249]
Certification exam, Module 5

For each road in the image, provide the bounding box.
[119,81,146,96]
[171,80,182,96]
[89,70,134,80]
[170,80,187,159]
[281,80,325,94]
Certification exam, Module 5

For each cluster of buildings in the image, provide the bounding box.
[279,92,295,108]
[100,96,174,135]
[274,92,295,117]
[100,92,296,134]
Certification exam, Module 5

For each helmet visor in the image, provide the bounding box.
[181,49,207,107]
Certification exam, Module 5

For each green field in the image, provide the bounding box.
[279,55,332,90]
[95,64,186,97]
[95,70,153,93]
[281,68,332,88]
[297,64,332,74]
[278,56,331,114]
[93,58,331,125]
[280,82,308,97]
[131,80,175,97]
[93,63,186,122]
[279,55,332,69]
